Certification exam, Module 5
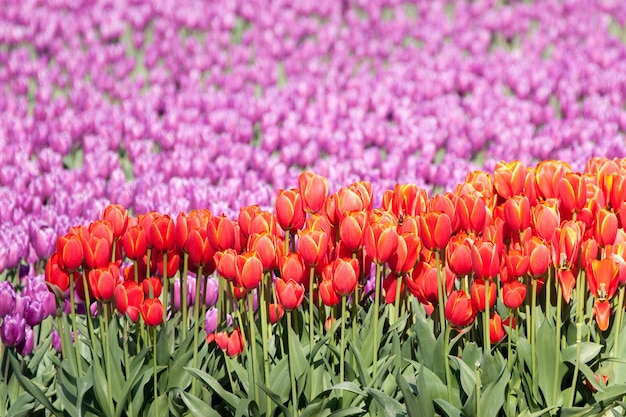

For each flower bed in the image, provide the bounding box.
[2,158,626,416]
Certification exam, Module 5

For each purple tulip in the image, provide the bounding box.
[24,298,45,327]
[51,329,62,353]
[17,326,34,356]
[0,281,16,318]
[1,313,26,347]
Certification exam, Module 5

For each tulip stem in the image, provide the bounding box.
[545,268,552,324]
[444,324,453,403]
[103,303,114,413]
[392,274,402,325]
[191,266,203,397]
[569,269,585,407]
[507,309,513,370]
[612,287,625,357]
[153,327,159,417]
[287,312,299,417]
[340,296,346,386]
[484,282,491,353]
[530,278,538,380]
[162,252,168,324]
[475,365,482,417]
[259,274,271,415]
[373,263,383,378]
[80,270,97,356]
[247,291,260,408]
[552,282,562,406]
[123,319,134,417]
[146,248,152,280]
[181,253,189,340]
[308,267,315,352]
[69,273,82,375]
[435,251,446,337]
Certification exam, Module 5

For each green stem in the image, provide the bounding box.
[613,287,625,356]
[392,274,403,325]
[153,327,159,416]
[69,273,82,375]
[373,263,383,378]
[546,268,552,324]
[528,278,537,375]
[569,269,585,407]
[80,270,97,353]
[340,296,347,385]
[308,267,315,352]
[287,312,299,417]
[146,248,152,280]
[507,309,513,370]
[259,273,271,415]
[162,252,168,324]
[191,266,203,396]
[435,252,446,336]
[552,282,562,406]
[285,230,290,255]
[103,303,114,413]
[484,281,492,353]
[476,365,482,417]
[181,253,189,340]
[123,319,134,417]
[444,324,453,403]
[133,260,139,284]
[224,353,236,392]
[1,345,8,417]
[247,291,260,407]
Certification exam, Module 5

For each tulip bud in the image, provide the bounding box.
[489,313,506,344]
[470,278,497,312]
[275,188,306,232]
[502,281,526,309]
[140,298,164,326]
[445,290,476,327]
[276,278,305,310]
[331,258,359,297]
[299,172,329,214]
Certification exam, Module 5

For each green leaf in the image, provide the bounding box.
[535,319,566,407]
[365,388,405,417]
[300,398,329,417]
[180,391,222,417]
[433,398,464,417]
[449,356,476,398]
[561,343,603,365]
[228,356,250,395]
[414,313,436,369]
[480,356,510,417]
[92,360,114,417]
[332,381,365,396]
[269,357,291,403]
[257,384,292,417]
[186,367,241,410]
[327,407,365,417]
[347,340,371,387]
[559,406,595,417]
[9,353,61,416]
[397,372,430,417]
[76,375,93,417]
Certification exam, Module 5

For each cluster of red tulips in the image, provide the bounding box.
[43,156,626,359]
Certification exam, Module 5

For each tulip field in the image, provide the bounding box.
[4,1,626,416]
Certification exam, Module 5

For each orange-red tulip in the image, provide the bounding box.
[419,211,452,251]
[457,194,487,234]
[214,328,245,357]
[504,195,531,233]
[339,210,368,251]
[82,234,112,270]
[388,233,421,276]
[594,209,618,247]
[470,278,497,312]
[318,277,340,307]
[56,233,84,271]
[114,281,143,322]
[299,172,328,214]
[535,160,570,200]
[558,172,587,214]
[446,234,473,276]
[279,253,306,284]
[102,204,129,239]
[87,263,120,301]
[238,205,262,238]
[445,290,476,328]
[276,278,305,310]
[268,303,285,323]
[526,237,550,277]
[45,253,72,293]
[331,257,360,297]
[532,201,560,242]
[364,220,399,264]
[503,248,529,280]
[248,232,278,271]
[502,281,526,309]
[215,249,239,281]
[122,225,147,261]
[207,214,236,252]
[493,160,527,200]
[235,251,263,290]
[489,313,506,343]
[297,229,329,267]
[275,188,306,232]
[471,240,500,279]
[140,298,164,326]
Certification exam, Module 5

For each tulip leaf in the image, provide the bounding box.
[185,367,241,410]
[449,356,476,398]
[348,340,372,387]
[257,383,292,417]
[397,372,431,417]
[228,356,250,395]
[332,381,366,396]
[480,356,510,417]
[9,353,61,417]
[365,387,405,417]
[561,342,602,365]
[92,360,114,417]
[287,324,307,378]
[414,313,436,369]
[166,342,194,390]
[180,391,223,417]
[433,398,463,417]
[300,398,329,417]
[535,319,566,407]
[592,383,626,402]
[328,407,366,417]
[558,406,595,417]
[76,375,93,417]
[7,393,35,417]
[268,357,290,403]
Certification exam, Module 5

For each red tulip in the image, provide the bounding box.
[56,233,84,271]
[489,313,506,344]
[249,211,281,237]
[207,214,236,252]
[601,173,626,212]
[157,250,180,277]
[140,298,164,326]
[457,194,487,234]
[114,281,144,322]
[551,220,585,270]
[406,261,455,308]
[349,181,373,211]
[503,248,529,280]
[526,237,550,277]
[388,233,421,276]
[185,226,214,269]
[331,258,360,297]
[102,204,129,239]
[268,303,285,323]
[235,251,263,290]
[445,290,476,327]
[532,201,560,242]
[339,210,368,252]
[419,211,452,251]
[504,195,531,233]
[299,172,329,214]
[383,183,428,218]
[276,278,305,310]
[558,172,587,214]
[45,253,72,293]
[279,253,306,284]
[446,234,473,277]
[138,211,160,248]
[383,273,404,304]
[334,187,365,219]
[364,220,399,264]
[238,205,262,238]
[82,234,112,270]
[87,263,120,301]
[502,281,526,309]
[471,240,500,279]
[275,188,306,232]
[297,229,329,267]
[535,160,569,200]
[595,209,618,247]
[594,300,612,331]
[214,329,245,357]
[142,276,163,299]
[557,269,577,304]
[318,277,340,307]
[587,258,620,302]
[248,233,278,271]
[215,249,239,281]
[493,160,527,199]
[89,220,114,244]
[470,278,497,312]
[122,225,147,261]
